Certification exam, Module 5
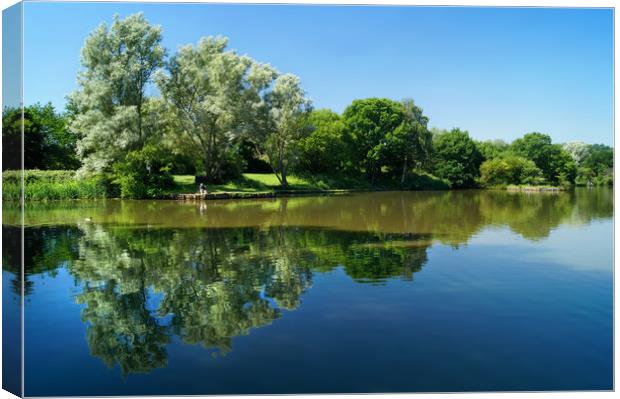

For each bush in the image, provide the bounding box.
[2,170,107,201]
[479,158,510,186]
[576,166,613,186]
[479,156,543,187]
[113,145,175,199]
[510,133,576,184]
[403,171,450,190]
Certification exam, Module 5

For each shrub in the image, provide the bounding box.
[2,170,107,201]
[479,158,511,186]
[479,156,543,187]
[113,145,174,199]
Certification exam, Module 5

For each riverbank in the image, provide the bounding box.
[2,170,107,201]
[6,170,602,202]
[506,184,566,192]
[2,170,451,201]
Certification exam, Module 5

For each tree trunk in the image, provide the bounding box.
[205,157,212,182]
[280,159,288,187]
[401,155,408,186]
[137,102,142,147]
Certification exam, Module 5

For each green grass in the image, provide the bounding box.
[170,171,449,195]
[3,170,449,201]
[171,173,323,194]
[3,170,107,201]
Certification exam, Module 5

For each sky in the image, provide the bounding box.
[17,2,614,145]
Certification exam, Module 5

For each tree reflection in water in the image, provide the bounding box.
[3,188,612,375]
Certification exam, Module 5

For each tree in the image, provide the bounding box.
[432,128,483,188]
[297,109,346,174]
[479,155,542,186]
[511,132,576,184]
[342,98,405,184]
[2,104,78,170]
[69,13,165,174]
[156,36,277,182]
[582,144,613,173]
[580,144,613,186]
[384,99,432,185]
[477,139,509,160]
[262,74,313,187]
[562,141,590,166]
[3,106,39,170]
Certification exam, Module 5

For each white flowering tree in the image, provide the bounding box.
[156,36,277,182]
[562,141,591,166]
[263,74,313,187]
[69,13,165,174]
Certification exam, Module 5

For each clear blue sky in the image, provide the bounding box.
[21,2,613,145]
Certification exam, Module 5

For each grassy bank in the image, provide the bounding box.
[3,170,450,201]
[169,171,450,196]
[2,170,107,201]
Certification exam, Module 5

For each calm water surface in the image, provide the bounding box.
[2,189,613,395]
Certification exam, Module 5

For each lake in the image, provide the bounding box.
[2,188,613,395]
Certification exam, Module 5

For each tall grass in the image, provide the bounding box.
[2,170,107,201]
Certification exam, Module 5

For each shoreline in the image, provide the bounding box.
[4,185,588,203]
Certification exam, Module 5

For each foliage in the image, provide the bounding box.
[156,36,276,183]
[342,98,405,184]
[2,170,107,201]
[582,144,613,172]
[575,144,613,186]
[510,132,576,185]
[262,74,313,187]
[476,139,509,160]
[238,138,271,173]
[479,155,543,186]
[69,13,165,174]
[112,145,174,199]
[384,99,433,185]
[297,109,346,174]
[2,104,79,171]
[562,141,590,166]
[432,128,483,188]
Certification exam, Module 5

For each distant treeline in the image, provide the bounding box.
[2,13,613,199]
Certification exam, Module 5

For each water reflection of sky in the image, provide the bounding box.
[470,220,612,272]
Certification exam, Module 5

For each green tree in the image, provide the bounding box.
[432,128,483,188]
[3,106,39,170]
[297,109,346,174]
[69,13,165,173]
[262,74,313,187]
[479,155,542,186]
[384,99,432,185]
[113,144,174,198]
[342,98,404,184]
[156,36,277,182]
[580,144,613,186]
[510,132,576,185]
[476,139,509,160]
[479,158,510,186]
[2,104,78,170]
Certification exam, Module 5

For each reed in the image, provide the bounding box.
[2,170,107,201]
